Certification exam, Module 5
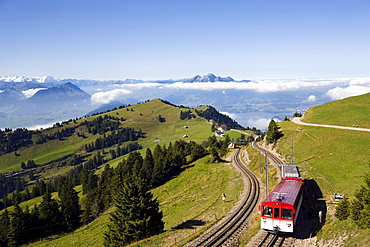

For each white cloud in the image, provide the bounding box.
[348,77,370,86]
[22,88,47,98]
[116,77,360,93]
[91,88,133,105]
[248,118,272,131]
[122,83,162,90]
[220,111,237,119]
[326,85,370,100]
[305,95,317,103]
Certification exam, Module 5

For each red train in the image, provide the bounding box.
[258,164,303,234]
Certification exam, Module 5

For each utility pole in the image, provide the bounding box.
[265,152,269,197]
[291,137,294,164]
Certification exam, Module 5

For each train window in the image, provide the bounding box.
[274,208,280,218]
[282,209,292,219]
[263,206,272,217]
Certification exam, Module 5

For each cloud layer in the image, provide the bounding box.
[22,88,47,98]
[91,88,133,105]
[325,77,370,100]
[89,77,370,105]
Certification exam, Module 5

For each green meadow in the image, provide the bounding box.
[303,92,370,128]
[275,93,370,246]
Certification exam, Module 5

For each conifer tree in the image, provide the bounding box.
[266,119,281,143]
[8,203,26,247]
[39,190,63,235]
[142,148,154,185]
[59,181,81,231]
[104,162,164,246]
[0,208,10,246]
[351,171,370,228]
[335,198,350,220]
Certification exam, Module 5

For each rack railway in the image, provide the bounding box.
[251,142,299,247]
[187,142,298,246]
[185,148,261,246]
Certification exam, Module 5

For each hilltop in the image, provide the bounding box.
[303,92,370,128]
[0,98,247,174]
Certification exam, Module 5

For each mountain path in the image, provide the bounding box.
[291,117,370,132]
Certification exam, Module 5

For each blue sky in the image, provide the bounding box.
[0,0,369,80]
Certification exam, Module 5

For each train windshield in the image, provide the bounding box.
[281,208,292,219]
[262,206,273,217]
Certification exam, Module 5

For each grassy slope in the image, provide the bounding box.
[26,156,243,247]
[303,92,370,128]
[0,99,246,246]
[0,99,210,173]
[276,93,370,246]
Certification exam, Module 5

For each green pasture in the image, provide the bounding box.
[0,99,214,174]
[303,92,370,128]
[277,120,370,199]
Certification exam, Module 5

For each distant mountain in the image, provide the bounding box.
[185,73,235,83]
[0,82,94,128]
[14,83,91,115]
[29,82,90,101]
[0,75,60,83]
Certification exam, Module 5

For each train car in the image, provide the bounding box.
[259,165,303,234]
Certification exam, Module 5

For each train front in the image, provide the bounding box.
[259,178,303,234]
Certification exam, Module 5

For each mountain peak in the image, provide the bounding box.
[185,73,234,83]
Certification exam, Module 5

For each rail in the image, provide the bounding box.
[185,148,261,246]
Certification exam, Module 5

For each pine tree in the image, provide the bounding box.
[59,181,81,231]
[38,190,63,235]
[266,119,281,143]
[0,208,10,246]
[104,163,164,246]
[142,148,154,186]
[335,198,350,220]
[351,171,370,228]
[8,203,26,247]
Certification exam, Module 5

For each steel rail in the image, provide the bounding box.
[186,148,261,246]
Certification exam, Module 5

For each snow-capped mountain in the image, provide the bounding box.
[184,73,235,83]
[0,75,60,83]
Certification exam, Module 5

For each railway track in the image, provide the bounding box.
[250,142,296,247]
[185,148,261,246]
[251,142,285,165]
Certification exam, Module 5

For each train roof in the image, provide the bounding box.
[262,179,303,207]
[282,164,301,179]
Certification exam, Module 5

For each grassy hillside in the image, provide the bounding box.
[275,95,370,246]
[303,92,370,128]
[277,121,370,198]
[0,99,211,174]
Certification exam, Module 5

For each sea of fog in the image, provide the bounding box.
[225,111,295,131]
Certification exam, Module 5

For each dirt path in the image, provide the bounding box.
[291,117,370,132]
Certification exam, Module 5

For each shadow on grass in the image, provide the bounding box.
[292,179,326,239]
[173,220,206,229]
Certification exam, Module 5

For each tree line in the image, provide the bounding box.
[335,165,370,229]
[0,114,126,155]
[196,106,245,130]
[0,134,232,246]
